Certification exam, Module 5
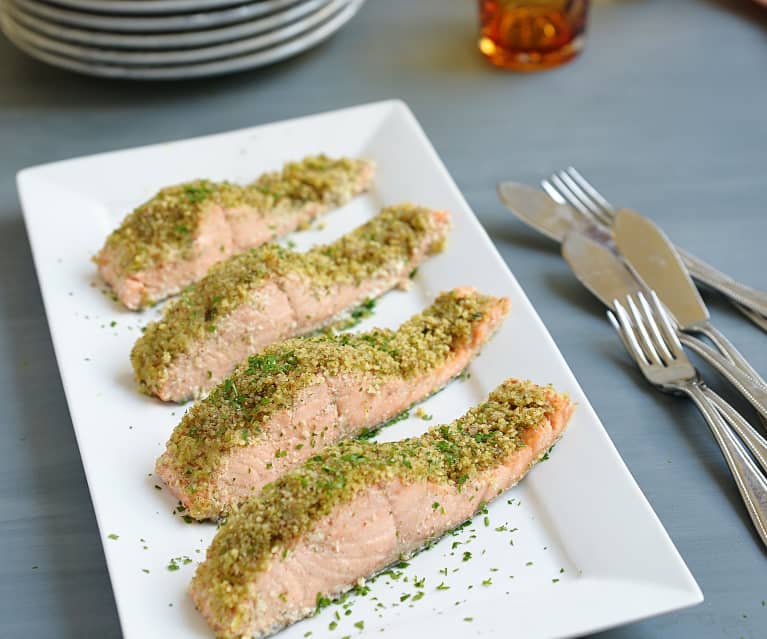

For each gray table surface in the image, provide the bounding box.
[1,0,766,637]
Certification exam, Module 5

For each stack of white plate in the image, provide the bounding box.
[0,0,365,79]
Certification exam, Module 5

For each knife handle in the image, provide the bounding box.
[732,303,767,334]
[696,323,767,391]
[680,247,767,318]
[702,387,767,476]
[685,384,767,548]
[679,333,767,423]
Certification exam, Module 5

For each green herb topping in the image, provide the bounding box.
[158,288,501,518]
[191,379,565,628]
[132,203,448,396]
[99,155,372,277]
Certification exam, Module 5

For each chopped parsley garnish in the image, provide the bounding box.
[358,409,410,440]
[107,533,119,540]
[415,407,433,421]
[337,298,377,330]
[167,556,193,571]
[541,444,555,461]
[184,184,212,203]
[315,593,331,613]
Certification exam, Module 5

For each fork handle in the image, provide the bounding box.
[732,303,767,334]
[680,247,767,318]
[679,334,767,423]
[701,387,767,476]
[695,323,767,390]
[685,384,767,548]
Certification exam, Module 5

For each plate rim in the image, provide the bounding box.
[11,0,306,33]
[34,0,280,16]
[2,0,364,79]
[5,0,333,48]
[16,100,703,639]
[2,0,349,66]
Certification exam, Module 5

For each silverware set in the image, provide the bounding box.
[498,171,767,547]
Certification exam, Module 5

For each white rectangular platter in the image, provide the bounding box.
[17,100,701,639]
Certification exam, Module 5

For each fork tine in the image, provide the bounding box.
[607,308,633,355]
[548,174,592,216]
[541,178,567,204]
[556,170,611,224]
[611,301,650,366]
[626,294,664,366]
[564,167,615,215]
[636,291,674,364]
[649,290,686,359]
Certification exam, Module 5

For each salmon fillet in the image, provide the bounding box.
[156,287,509,520]
[94,155,375,310]
[189,378,573,639]
[132,204,451,402]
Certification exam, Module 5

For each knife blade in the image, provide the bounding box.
[612,209,709,330]
[613,208,767,392]
[562,229,767,423]
[497,181,596,243]
[561,231,642,307]
[497,181,767,329]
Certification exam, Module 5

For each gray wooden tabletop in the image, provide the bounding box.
[1,0,766,637]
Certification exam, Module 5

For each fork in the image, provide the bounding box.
[609,290,767,547]
[544,167,767,395]
[543,166,767,328]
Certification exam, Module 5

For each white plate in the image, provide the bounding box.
[6,0,330,49]
[1,0,363,79]
[17,101,702,639]
[12,0,304,32]
[2,0,347,65]
[32,0,264,16]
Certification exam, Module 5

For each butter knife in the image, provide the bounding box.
[562,231,767,464]
[497,181,767,327]
[613,209,767,388]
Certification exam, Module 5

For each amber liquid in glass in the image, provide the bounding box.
[478,0,589,71]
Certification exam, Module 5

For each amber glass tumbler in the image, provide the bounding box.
[478,0,589,71]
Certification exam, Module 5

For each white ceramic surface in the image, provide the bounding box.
[11,0,304,32]
[2,0,346,65]
[6,0,332,49]
[0,0,363,79]
[17,101,702,639]
[30,0,264,15]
